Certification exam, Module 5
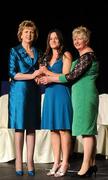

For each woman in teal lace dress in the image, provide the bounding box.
[8,20,41,176]
[40,26,99,177]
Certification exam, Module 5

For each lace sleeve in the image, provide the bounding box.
[65,52,95,82]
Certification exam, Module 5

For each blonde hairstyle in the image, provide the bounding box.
[17,20,38,42]
[72,26,91,45]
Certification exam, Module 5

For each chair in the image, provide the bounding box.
[0,94,15,162]
[97,94,108,159]
[0,91,54,163]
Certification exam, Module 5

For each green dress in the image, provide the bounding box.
[59,52,99,136]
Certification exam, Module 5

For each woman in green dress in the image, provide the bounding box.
[39,26,99,177]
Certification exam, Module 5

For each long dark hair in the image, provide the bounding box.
[44,29,64,62]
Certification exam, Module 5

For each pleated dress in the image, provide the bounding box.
[8,44,41,130]
[41,58,73,130]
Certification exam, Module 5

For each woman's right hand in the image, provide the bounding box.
[39,66,48,75]
[32,70,41,79]
[34,77,41,84]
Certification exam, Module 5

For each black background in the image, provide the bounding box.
[0,1,108,94]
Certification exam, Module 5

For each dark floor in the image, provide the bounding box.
[0,153,108,180]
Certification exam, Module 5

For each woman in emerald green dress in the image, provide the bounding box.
[39,26,99,177]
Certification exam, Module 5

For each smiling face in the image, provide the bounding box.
[45,29,64,57]
[49,32,60,49]
[17,20,38,42]
[21,27,35,44]
[73,33,88,51]
[72,26,91,51]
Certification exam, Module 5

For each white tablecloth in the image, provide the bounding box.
[0,94,54,163]
[0,94,108,162]
[97,94,108,125]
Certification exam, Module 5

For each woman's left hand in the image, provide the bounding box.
[40,76,52,85]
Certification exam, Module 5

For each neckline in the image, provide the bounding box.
[49,58,62,67]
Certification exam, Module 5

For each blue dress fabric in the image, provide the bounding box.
[41,58,73,130]
[8,44,41,130]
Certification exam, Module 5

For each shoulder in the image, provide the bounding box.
[12,44,22,51]
[82,51,95,59]
[80,52,96,65]
[63,51,72,61]
[9,44,25,59]
[10,44,22,53]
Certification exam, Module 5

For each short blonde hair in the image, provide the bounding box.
[72,26,91,45]
[17,20,38,42]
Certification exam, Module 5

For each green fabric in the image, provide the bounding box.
[71,59,99,136]
[59,74,68,83]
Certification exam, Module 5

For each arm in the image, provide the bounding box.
[9,48,17,79]
[9,48,40,81]
[42,52,94,84]
[14,70,40,80]
[40,51,72,77]
[40,51,72,84]
[39,66,60,77]
[62,51,72,74]
[59,52,94,83]
[39,75,61,84]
